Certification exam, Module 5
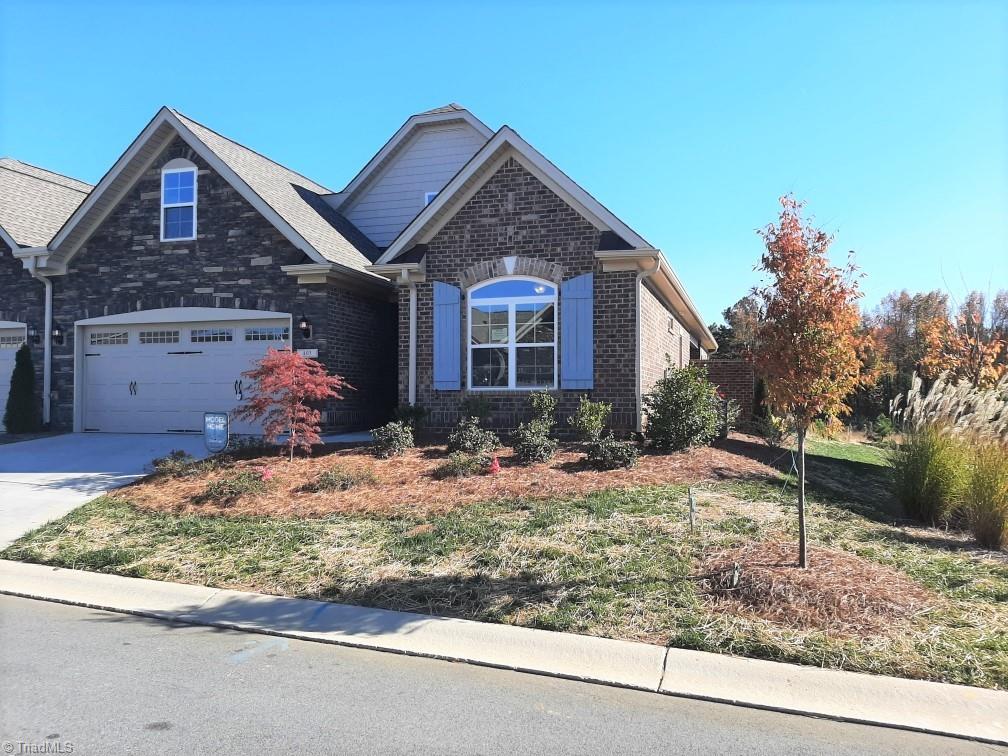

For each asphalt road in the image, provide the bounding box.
[0,595,999,755]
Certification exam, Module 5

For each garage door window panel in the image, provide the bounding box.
[139,330,180,344]
[0,335,25,348]
[245,326,289,342]
[90,331,129,346]
[191,328,233,343]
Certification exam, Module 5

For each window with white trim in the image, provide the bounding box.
[161,162,197,241]
[468,278,557,390]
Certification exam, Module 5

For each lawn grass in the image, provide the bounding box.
[4,437,1006,689]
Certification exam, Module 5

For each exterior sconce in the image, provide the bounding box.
[298,315,312,339]
[51,324,64,345]
[27,325,40,344]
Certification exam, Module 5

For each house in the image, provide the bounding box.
[1,104,715,436]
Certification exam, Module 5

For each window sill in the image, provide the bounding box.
[160,236,197,243]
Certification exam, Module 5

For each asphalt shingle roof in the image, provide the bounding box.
[0,158,92,247]
[170,109,379,270]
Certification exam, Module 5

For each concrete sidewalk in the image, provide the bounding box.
[1,559,1004,745]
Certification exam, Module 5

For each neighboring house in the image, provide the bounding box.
[1,104,715,436]
[0,159,92,431]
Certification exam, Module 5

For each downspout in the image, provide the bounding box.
[634,256,661,433]
[28,265,53,426]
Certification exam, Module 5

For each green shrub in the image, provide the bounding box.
[394,404,428,430]
[459,395,492,422]
[149,449,206,479]
[3,343,39,433]
[433,452,489,480]
[304,466,377,492]
[567,396,611,442]
[866,414,895,442]
[447,416,500,456]
[371,421,414,459]
[960,442,1008,549]
[512,391,558,465]
[197,470,270,504]
[642,363,721,451]
[586,435,639,470]
[888,424,965,525]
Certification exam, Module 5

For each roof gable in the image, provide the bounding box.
[0,158,92,248]
[45,107,379,276]
[374,126,651,265]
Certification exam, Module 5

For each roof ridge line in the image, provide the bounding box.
[168,107,337,195]
[0,160,92,193]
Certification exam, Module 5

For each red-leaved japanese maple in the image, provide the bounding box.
[753,196,865,568]
[235,347,350,461]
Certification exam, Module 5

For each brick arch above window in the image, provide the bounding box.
[459,256,564,290]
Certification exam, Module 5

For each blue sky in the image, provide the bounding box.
[1,0,1004,323]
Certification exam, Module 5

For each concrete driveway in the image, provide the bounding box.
[0,433,208,548]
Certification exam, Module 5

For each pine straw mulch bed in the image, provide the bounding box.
[701,540,937,636]
[116,439,778,518]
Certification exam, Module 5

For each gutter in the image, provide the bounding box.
[634,258,661,432]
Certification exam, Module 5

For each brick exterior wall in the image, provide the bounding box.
[639,281,689,395]
[0,244,45,424]
[693,358,755,421]
[401,157,640,434]
[46,135,396,431]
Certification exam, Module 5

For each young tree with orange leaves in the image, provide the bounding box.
[754,196,865,568]
[235,347,351,462]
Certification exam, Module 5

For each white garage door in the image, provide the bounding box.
[81,316,290,434]
[0,324,28,433]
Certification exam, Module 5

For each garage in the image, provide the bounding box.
[0,321,28,432]
[75,308,292,434]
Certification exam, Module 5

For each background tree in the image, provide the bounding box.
[708,294,763,358]
[753,196,864,568]
[3,344,40,434]
[235,347,350,461]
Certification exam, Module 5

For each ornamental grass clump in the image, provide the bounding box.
[888,423,965,525]
[303,465,377,493]
[433,452,489,480]
[197,469,271,505]
[959,441,1008,549]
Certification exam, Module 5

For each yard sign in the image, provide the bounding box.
[204,412,229,453]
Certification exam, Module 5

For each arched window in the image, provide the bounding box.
[160,159,197,241]
[468,277,557,390]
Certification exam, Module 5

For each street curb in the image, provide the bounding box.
[1,560,1005,745]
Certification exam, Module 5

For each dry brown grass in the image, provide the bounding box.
[118,437,777,518]
[701,540,937,636]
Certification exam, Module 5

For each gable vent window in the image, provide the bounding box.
[90,331,129,346]
[161,162,197,241]
[139,330,180,344]
[424,191,438,206]
[244,326,289,342]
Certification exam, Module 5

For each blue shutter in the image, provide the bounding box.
[433,281,461,390]
[561,273,593,389]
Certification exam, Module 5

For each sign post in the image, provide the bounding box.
[204,412,230,454]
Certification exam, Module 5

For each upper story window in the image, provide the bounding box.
[424,191,438,206]
[468,278,557,390]
[161,160,197,241]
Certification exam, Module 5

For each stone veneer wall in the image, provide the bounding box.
[0,245,45,424]
[47,135,395,431]
[400,157,640,435]
[693,358,755,421]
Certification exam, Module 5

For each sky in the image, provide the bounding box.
[1,0,1005,324]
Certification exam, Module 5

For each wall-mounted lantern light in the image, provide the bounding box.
[51,324,64,345]
[298,315,312,339]
[27,324,40,344]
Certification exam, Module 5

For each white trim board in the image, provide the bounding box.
[74,307,289,327]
